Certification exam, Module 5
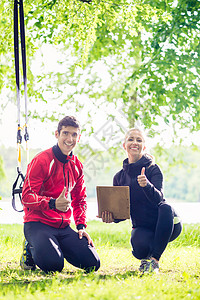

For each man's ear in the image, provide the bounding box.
[55,130,59,138]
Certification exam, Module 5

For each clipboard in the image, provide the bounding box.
[96,186,130,219]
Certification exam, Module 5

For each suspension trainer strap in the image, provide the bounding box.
[12,169,25,212]
[14,0,22,171]
[12,0,29,212]
[19,0,29,164]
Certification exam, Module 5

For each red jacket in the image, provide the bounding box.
[22,145,87,229]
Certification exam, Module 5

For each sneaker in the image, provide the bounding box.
[20,239,36,270]
[144,258,159,273]
[139,259,149,272]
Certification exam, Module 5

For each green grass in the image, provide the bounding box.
[0,221,200,299]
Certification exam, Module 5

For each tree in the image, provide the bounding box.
[1,0,200,140]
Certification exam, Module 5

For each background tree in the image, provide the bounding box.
[1,0,200,139]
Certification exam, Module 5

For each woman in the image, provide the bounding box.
[102,128,182,273]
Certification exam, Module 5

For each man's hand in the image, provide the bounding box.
[101,211,114,223]
[78,229,94,247]
[137,167,148,187]
[55,187,71,212]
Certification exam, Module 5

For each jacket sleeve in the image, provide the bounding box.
[22,157,52,211]
[71,166,87,228]
[142,164,164,205]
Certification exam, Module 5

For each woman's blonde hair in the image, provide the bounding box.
[124,128,146,142]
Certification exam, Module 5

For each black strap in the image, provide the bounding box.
[14,0,27,98]
[14,0,21,139]
[19,0,29,141]
[14,0,28,136]
[12,168,25,212]
[13,0,28,212]
[19,0,27,92]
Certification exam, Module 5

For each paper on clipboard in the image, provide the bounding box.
[96,186,130,219]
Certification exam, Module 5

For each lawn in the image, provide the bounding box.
[0,221,200,299]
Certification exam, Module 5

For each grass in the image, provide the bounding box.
[0,221,200,299]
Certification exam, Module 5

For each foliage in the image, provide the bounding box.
[123,0,200,132]
[0,156,5,181]
[152,144,200,202]
[0,222,200,299]
[1,0,200,141]
[0,156,6,199]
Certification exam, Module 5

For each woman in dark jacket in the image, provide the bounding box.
[102,128,182,273]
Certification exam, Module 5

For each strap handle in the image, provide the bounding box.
[12,167,25,212]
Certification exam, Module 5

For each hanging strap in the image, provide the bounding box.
[12,168,25,212]
[19,0,29,161]
[14,0,22,169]
[14,0,29,165]
[12,0,29,212]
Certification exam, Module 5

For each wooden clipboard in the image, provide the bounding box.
[96,186,130,219]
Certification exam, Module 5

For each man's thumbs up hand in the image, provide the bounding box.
[55,187,71,212]
[137,167,147,187]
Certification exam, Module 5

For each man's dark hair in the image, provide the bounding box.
[57,116,80,133]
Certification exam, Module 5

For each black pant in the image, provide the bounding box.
[24,222,100,273]
[131,203,182,261]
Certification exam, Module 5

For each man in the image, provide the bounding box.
[20,116,100,273]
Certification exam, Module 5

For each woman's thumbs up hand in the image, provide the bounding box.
[137,167,147,187]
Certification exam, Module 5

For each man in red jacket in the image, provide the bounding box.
[20,116,100,273]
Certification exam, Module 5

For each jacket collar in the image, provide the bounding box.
[52,144,73,163]
[123,154,153,172]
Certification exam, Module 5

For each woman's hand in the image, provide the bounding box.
[101,211,114,223]
[137,167,148,187]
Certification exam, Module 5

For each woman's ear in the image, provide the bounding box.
[123,142,126,151]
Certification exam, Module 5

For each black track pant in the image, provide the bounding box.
[131,203,182,261]
[24,222,100,273]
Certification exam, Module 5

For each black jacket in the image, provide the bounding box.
[113,154,174,229]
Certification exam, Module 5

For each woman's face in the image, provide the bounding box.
[123,130,146,161]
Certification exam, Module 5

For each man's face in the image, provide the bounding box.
[55,126,80,155]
